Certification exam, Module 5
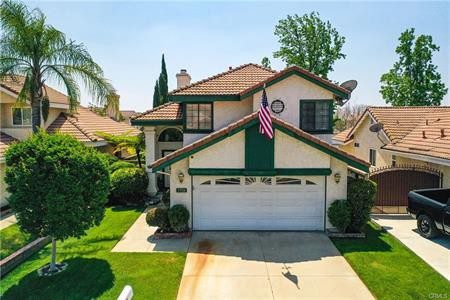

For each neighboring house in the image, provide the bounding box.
[333,106,450,212]
[0,76,140,208]
[120,110,138,125]
[131,63,370,231]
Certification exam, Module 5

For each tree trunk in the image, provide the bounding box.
[49,237,57,272]
[31,96,41,133]
[136,149,142,168]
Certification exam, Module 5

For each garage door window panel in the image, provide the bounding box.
[276,177,302,185]
[215,177,241,185]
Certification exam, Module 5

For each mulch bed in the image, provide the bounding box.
[153,228,192,240]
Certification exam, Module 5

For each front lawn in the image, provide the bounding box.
[0,223,33,259]
[0,207,186,299]
[332,222,450,300]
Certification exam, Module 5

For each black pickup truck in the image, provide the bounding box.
[408,188,450,238]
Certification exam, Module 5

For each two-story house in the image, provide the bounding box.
[131,64,370,231]
[0,76,140,208]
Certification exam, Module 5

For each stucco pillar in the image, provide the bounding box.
[144,127,158,196]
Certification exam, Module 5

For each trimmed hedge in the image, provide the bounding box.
[168,205,189,233]
[328,200,351,233]
[146,207,170,232]
[110,168,148,205]
[109,161,136,174]
[347,178,377,232]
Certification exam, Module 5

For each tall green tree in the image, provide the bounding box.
[5,131,110,274]
[158,54,168,104]
[380,28,447,106]
[152,80,160,107]
[261,57,271,69]
[0,0,113,132]
[273,12,346,78]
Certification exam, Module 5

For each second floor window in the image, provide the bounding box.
[12,107,32,126]
[369,149,377,166]
[300,100,332,133]
[185,103,212,132]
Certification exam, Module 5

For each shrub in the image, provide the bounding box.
[168,205,190,233]
[110,167,148,205]
[347,178,377,232]
[100,153,119,166]
[146,207,170,232]
[328,200,351,233]
[109,161,136,173]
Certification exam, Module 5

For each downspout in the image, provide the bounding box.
[324,175,327,232]
[190,174,194,230]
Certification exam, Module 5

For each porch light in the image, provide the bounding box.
[334,172,341,183]
[177,171,185,183]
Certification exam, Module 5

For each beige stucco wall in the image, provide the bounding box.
[189,131,245,168]
[275,130,330,168]
[252,75,334,126]
[339,114,391,170]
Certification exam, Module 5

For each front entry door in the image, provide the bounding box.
[162,150,174,188]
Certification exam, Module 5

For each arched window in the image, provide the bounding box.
[158,128,183,142]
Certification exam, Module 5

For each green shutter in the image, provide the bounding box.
[245,124,274,170]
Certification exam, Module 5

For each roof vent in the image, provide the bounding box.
[441,129,446,138]
[229,66,233,70]
[422,131,426,139]
[426,119,429,125]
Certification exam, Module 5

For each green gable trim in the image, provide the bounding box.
[240,70,349,100]
[169,94,241,103]
[152,118,259,172]
[151,117,369,173]
[245,124,274,170]
[131,119,182,126]
[274,125,369,173]
[188,168,331,176]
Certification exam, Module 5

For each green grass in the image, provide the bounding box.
[0,223,34,259]
[332,222,450,300]
[0,207,186,299]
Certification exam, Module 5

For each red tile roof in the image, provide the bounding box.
[335,106,450,161]
[47,106,140,143]
[150,112,370,171]
[0,132,18,157]
[132,102,182,122]
[1,76,69,105]
[333,128,353,143]
[170,63,277,96]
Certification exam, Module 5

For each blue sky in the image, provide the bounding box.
[29,1,449,111]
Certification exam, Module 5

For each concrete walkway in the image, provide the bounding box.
[177,231,374,300]
[372,214,450,280]
[112,212,190,253]
[0,213,17,230]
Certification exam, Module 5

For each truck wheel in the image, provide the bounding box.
[417,214,439,239]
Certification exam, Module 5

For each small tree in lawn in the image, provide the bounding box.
[4,131,110,275]
[380,28,447,106]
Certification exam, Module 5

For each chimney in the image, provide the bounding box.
[176,69,191,89]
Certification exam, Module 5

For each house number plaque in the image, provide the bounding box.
[176,188,188,193]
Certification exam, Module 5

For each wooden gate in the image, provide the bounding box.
[369,165,441,214]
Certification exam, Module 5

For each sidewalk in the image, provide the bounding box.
[0,214,17,230]
[112,212,190,253]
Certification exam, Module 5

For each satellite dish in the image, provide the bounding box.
[369,122,383,133]
[340,80,358,92]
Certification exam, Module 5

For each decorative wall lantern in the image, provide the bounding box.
[177,171,185,183]
[334,172,341,184]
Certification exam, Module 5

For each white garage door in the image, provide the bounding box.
[193,176,325,231]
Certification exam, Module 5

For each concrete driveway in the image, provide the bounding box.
[372,214,450,280]
[177,232,373,299]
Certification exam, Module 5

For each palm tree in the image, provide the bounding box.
[0,0,114,132]
[96,131,145,168]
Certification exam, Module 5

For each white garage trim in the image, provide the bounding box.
[191,175,327,231]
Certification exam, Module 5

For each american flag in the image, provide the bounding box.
[258,87,273,139]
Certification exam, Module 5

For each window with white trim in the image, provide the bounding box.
[12,107,32,126]
[369,149,377,166]
[391,155,397,167]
